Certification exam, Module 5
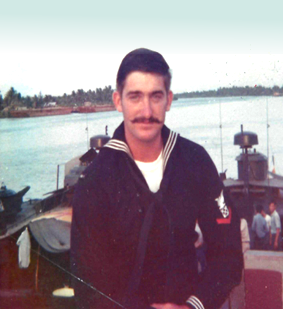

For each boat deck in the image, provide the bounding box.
[0,199,41,239]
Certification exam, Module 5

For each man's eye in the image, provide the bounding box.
[152,94,162,101]
[129,94,139,101]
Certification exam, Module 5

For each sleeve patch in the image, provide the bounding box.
[217,207,232,224]
[215,190,230,218]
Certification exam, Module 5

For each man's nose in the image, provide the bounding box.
[141,97,153,118]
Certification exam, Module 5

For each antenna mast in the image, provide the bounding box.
[266,98,270,188]
[86,114,89,150]
[219,101,224,173]
[266,98,270,168]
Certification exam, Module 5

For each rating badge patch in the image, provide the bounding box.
[215,190,229,218]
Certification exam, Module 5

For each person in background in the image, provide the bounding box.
[251,204,269,250]
[269,201,282,251]
[240,217,250,253]
[71,48,243,309]
[261,209,271,231]
[224,216,250,309]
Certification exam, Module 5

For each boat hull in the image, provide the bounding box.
[9,107,73,118]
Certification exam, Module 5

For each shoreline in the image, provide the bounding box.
[0,104,116,119]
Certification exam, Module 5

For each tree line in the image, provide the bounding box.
[1,84,282,115]
[0,86,114,112]
[175,85,283,99]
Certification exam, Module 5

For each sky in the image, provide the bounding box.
[1,0,283,98]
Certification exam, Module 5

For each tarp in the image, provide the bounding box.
[29,207,72,253]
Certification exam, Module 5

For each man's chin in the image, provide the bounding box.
[135,130,162,143]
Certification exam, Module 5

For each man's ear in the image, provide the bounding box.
[113,91,123,112]
[166,91,173,111]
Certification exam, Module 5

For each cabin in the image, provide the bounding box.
[43,102,57,107]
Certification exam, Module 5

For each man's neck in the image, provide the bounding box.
[126,135,163,162]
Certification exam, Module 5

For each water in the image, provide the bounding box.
[1,96,283,199]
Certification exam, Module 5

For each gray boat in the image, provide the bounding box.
[223,129,283,224]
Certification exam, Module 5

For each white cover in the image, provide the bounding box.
[16,227,31,269]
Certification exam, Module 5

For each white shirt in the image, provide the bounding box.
[265,214,271,230]
[135,150,163,193]
[240,218,250,253]
[270,210,281,234]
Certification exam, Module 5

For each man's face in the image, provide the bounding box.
[113,71,173,145]
[269,203,276,214]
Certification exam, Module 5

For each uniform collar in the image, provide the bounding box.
[104,121,179,172]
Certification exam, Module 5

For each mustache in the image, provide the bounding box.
[132,117,162,124]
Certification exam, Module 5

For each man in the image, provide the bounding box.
[269,201,282,250]
[240,218,250,253]
[251,204,268,250]
[71,48,243,309]
[261,209,271,231]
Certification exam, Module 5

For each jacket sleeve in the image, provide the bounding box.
[70,170,122,309]
[189,147,243,309]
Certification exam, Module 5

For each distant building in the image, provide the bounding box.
[15,106,28,110]
[44,102,57,107]
[83,102,92,107]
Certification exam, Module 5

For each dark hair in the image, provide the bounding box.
[116,48,171,94]
[256,204,263,213]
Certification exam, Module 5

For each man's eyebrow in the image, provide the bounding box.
[125,91,142,96]
[125,90,165,97]
[151,90,165,95]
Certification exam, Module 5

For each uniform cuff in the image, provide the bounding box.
[186,295,205,309]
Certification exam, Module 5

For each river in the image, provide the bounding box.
[1,96,283,199]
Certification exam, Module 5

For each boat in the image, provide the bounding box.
[72,104,116,113]
[0,182,77,307]
[0,183,30,215]
[27,133,110,252]
[222,128,283,224]
[0,183,31,229]
[9,106,73,118]
[0,132,110,304]
[9,103,116,118]
[0,184,73,239]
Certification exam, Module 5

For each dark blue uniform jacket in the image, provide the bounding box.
[71,122,243,309]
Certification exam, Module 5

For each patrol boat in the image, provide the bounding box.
[222,128,283,224]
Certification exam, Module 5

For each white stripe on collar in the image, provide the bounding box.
[163,130,178,172]
[104,129,178,171]
[186,296,205,309]
[104,139,133,159]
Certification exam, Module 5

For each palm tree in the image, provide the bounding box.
[3,87,22,108]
